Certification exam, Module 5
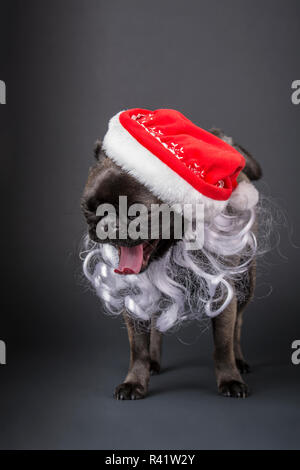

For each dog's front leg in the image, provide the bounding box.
[114,311,150,400]
[150,315,162,375]
[212,297,249,398]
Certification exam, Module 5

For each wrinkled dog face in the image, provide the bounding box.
[81,141,182,274]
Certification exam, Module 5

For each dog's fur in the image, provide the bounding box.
[81,130,262,399]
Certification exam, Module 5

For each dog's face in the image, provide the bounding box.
[81,141,182,274]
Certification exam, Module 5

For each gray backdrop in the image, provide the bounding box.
[0,0,300,450]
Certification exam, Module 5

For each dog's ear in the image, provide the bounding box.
[209,129,262,181]
[94,139,106,162]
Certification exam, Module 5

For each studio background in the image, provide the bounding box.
[0,0,299,449]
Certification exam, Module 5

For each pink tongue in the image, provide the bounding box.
[114,244,144,275]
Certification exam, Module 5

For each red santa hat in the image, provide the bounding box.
[102,108,258,215]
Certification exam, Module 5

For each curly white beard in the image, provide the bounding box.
[81,200,262,332]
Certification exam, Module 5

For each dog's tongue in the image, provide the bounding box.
[114,244,144,275]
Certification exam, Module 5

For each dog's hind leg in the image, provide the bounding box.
[212,296,249,398]
[114,312,151,400]
[234,261,256,374]
[150,315,162,375]
[234,308,251,374]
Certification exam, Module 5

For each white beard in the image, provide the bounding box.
[82,204,261,332]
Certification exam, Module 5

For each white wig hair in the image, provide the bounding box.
[81,190,272,332]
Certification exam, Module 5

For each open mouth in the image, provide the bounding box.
[114,240,159,275]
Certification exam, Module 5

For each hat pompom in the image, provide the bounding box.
[229,181,259,211]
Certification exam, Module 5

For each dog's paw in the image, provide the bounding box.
[114,382,146,400]
[219,380,249,398]
[150,360,161,375]
[236,359,251,374]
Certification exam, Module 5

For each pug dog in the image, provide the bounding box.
[81,112,262,400]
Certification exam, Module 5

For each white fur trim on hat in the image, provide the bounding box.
[102,112,227,218]
[229,180,259,211]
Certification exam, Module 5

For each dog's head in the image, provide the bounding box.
[81,141,182,274]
